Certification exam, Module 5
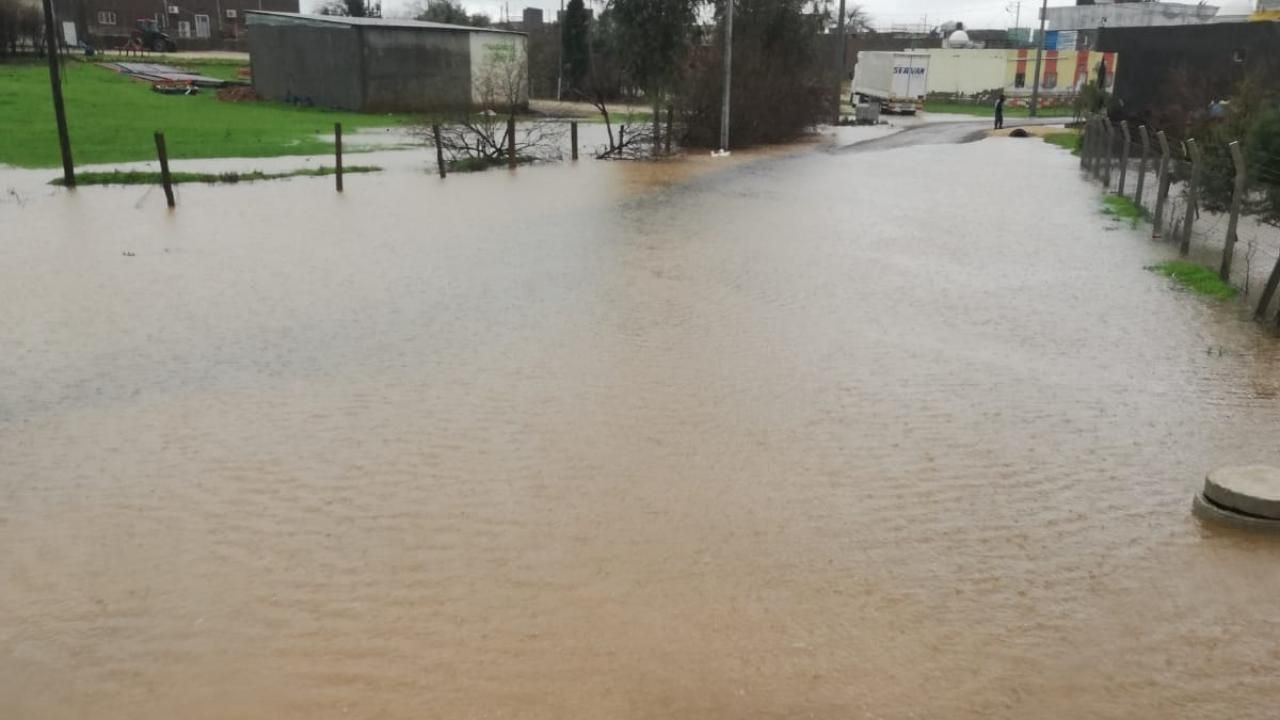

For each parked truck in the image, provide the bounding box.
[851,51,930,115]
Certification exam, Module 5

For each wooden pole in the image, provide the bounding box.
[1220,141,1246,281]
[1101,118,1113,187]
[334,122,343,192]
[833,0,846,125]
[1256,254,1280,321]
[570,121,579,160]
[665,104,673,155]
[507,115,517,169]
[619,125,625,152]
[153,132,175,208]
[1153,131,1171,240]
[42,0,75,187]
[1117,120,1130,195]
[1079,118,1089,170]
[1135,125,1149,210]
[1179,139,1201,256]
[433,123,446,178]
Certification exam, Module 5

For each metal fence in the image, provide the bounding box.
[1079,113,1280,326]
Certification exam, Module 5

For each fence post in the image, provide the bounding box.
[619,126,625,152]
[1079,118,1089,170]
[1085,116,1098,173]
[665,105,674,155]
[1220,141,1246,282]
[507,115,517,169]
[1102,118,1114,188]
[1135,125,1150,211]
[1117,120,1130,195]
[153,131,175,208]
[1180,139,1201,256]
[570,121,579,161]
[334,123,343,192]
[432,124,446,178]
[1257,255,1280,321]
[1153,130,1171,239]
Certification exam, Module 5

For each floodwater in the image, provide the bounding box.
[3,137,1280,720]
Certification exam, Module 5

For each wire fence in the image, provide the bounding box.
[1079,113,1280,326]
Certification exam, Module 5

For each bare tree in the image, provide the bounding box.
[422,41,565,170]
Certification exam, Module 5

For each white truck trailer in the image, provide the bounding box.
[851,51,930,115]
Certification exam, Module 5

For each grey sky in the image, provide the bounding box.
[302,0,1259,34]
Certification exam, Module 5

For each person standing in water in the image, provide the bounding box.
[994,93,1005,130]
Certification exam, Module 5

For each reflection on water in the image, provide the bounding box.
[3,140,1280,720]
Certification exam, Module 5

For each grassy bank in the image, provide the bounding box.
[1148,261,1237,299]
[924,100,1076,118]
[1042,130,1081,154]
[50,165,380,186]
[0,61,409,168]
[1103,194,1144,226]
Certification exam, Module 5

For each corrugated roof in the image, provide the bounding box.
[245,11,525,35]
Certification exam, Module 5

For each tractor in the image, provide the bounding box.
[131,19,177,52]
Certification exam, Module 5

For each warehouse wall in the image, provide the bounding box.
[469,31,529,108]
[362,27,473,113]
[248,18,363,110]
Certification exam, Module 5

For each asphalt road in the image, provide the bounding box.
[837,116,1072,153]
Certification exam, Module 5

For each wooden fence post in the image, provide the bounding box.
[1135,125,1150,210]
[1079,119,1089,169]
[432,124,446,178]
[1117,120,1130,195]
[1257,255,1280,321]
[1153,130,1171,239]
[665,105,674,155]
[619,126,626,152]
[570,121,579,161]
[1220,141,1246,281]
[334,122,343,192]
[1102,118,1114,188]
[507,115,517,169]
[153,131,175,208]
[1180,139,1201,256]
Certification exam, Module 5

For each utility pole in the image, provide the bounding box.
[833,0,845,124]
[1028,0,1048,117]
[716,0,733,154]
[556,0,564,100]
[42,0,75,187]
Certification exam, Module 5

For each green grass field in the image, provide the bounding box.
[1148,260,1238,299]
[924,100,1076,119]
[0,60,409,168]
[1042,130,1081,154]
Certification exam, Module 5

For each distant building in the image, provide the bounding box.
[53,0,298,50]
[921,47,1117,102]
[522,7,543,28]
[247,12,528,113]
[1046,0,1220,31]
[1096,21,1280,120]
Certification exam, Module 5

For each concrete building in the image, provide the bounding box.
[246,12,527,113]
[53,0,298,50]
[921,47,1117,102]
[1097,21,1280,120]
[1045,1,1221,31]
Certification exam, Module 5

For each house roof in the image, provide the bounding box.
[245,11,525,35]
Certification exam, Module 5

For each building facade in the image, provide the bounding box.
[53,0,299,51]
[921,47,1118,103]
[247,12,528,113]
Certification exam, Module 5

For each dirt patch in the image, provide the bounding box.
[216,85,260,103]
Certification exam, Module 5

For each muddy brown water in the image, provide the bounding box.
[3,139,1280,720]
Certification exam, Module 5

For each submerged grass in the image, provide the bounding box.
[50,165,379,186]
[923,100,1075,118]
[1,61,407,168]
[1102,193,1145,226]
[1042,131,1081,155]
[1148,260,1238,299]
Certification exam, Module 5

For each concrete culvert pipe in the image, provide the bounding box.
[1009,128,1029,138]
[1203,465,1280,519]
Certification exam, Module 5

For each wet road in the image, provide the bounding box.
[3,137,1280,720]
[839,116,1069,152]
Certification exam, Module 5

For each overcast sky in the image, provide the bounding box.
[303,0,1259,33]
